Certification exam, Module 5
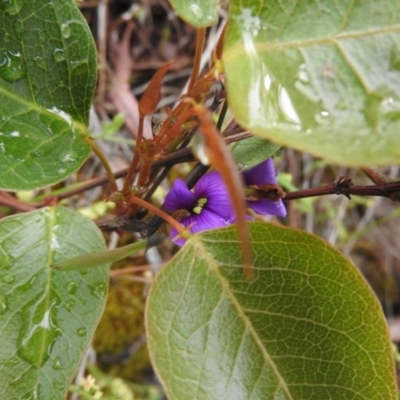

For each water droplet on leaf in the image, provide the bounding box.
[0,291,8,315]
[61,22,71,38]
[77,327,87,337]
[52,48,65,62]
[52,356,62,370]
[65,299,75,311]
[33,56,45,69]
[0,50,26,83]
[314,110,333,126]
[17,297,61,367]
[66,281,80,294]
[189,4,203,19]
[297,63,310,83]
[36,28,45,43]
[13,19,23,39]
[60,152,77,164]
[46,107,72,125]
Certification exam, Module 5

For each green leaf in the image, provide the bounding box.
[224,1,400,166]
[168,0,218,27]
[52,233,165,271]
[0,206,109,399]
[0,0,96,190]
[146,222,396,399]
[232,136,281,171]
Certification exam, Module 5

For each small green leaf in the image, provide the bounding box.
[0,0,97,190]
[224,1,400,166]
[168,0,218,27]
[53,233,165,271]
[232,136,281,171]
[146,222,396,399]
[0,206,109,399]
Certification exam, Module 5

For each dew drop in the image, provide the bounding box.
[52,48,65,63]
[61,22,71,38]
[297,63,310,83]
[46,106,72,125]
[33,56,45,69]
[376,97,400,131]
[66,281,80,294]
[3,274,15,283]
[90,282,107,298]
[314,110,333,126]
[0,50,27,83]
[365,95,400,133]
[52,356,62,370]
[10,130,20,137]
[17,297,61,367]
[60,152,77,164]
[0,291,8,315]
[77,327,87,337]
[65,299,75,311]
[13,19,23,39]
[36,28,45,43]
[69,60,81,71]
[189,4,203,19]
[1,0,23,15]
[3,32,11,43]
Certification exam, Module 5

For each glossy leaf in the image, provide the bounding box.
[146,222,396,399]
[0,0,96,190]
[168,0,218,27]
[0,206,109,399]
[232,136,281,171]
[224,1,400,166]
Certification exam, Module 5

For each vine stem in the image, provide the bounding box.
[284,179,400,200]
[126,195,188,238]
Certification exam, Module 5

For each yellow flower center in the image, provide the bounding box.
[192,197,207,214]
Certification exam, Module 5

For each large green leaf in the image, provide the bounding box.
[0,0,96,190]
[146,222,396,399]
[168,0,218,27]
[0,206,109,399]
[224,0,400,166]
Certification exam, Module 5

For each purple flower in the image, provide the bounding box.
[243,158,287,218]
[164,171,234,245]
[165,158,286,245]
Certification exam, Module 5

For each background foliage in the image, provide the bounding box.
[0,0,399,399]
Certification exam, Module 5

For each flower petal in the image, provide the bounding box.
[247,199,287,218]
[194,171,234,219]
[170,209,231,246]
[243,158,277,186]
[164,179,196,211]
[242,158,286,217]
